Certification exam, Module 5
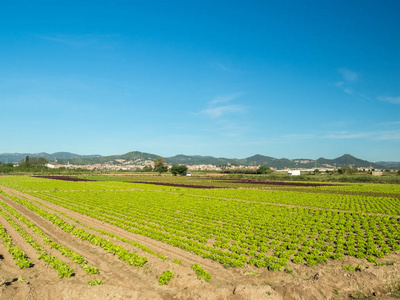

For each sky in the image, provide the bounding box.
[1,0,399,161]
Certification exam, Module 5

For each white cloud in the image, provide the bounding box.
[325,131,370,139]
[282,133,315,139]
[197,93,245,118]
[376,130,400,140]
[274,129,400,141]
[209,93,243,106]
[324,130,400,140]
[200,105,244,118]
[378,96,400,105]
[338,68,358,82]
[335,81,353,95]
[379,121,400,126]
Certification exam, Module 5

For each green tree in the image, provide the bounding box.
[338,166,357,175]
[38,157,48,167]
[141,165,153,172]
[153,157,168,174]
[17,156,47,169]
[0,163,14,174]
[257,166,272,174]
[170,165,188,176]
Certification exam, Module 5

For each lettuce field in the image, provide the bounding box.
[0,175,400,299]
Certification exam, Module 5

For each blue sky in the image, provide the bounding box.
[1,0,399,161]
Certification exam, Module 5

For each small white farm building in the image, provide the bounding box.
[287,170,301,176]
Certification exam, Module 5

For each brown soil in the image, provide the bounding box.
[1,185,400,300]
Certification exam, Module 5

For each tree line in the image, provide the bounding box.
[0,156,49,173]
[153,157,188,176]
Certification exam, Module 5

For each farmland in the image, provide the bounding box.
[0,175,400,299]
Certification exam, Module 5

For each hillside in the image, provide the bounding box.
[0,152,101,164]
[0,151,391,169]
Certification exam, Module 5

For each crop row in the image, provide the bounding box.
[176,188,400,215]
[0,190,148,268]
[24,188,400,269]
[0,200,74,277]
[0,197,99,275]
[0,221,33,269]
[21,192,170,261]
[2,176,399,272]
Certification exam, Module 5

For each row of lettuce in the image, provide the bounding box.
[0,176,399,272]
[0,186,212,285]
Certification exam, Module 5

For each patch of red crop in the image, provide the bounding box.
[32,176,96,182]
[125,181,224,189]
[213,179,337,187]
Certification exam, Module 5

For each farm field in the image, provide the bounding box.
[0,175,400,299]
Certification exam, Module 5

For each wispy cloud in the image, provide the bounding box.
[378,96,400,105]
[200,105,243,118]
[335,68,374,101]
[211,62,230,72]
[209,93,243,106]
[197,93,245,118]
[338,68,359,82]
[271,130,400,142]
[282,133,315,139]
[335,81,353,95]
[35,34,118,46]
[335,68,359,95]
[324,131,370,139]
[377,130,400,140]
[379,121,400,126]
[323,130,400,140]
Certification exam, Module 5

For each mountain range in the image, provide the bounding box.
[0,151,397,169]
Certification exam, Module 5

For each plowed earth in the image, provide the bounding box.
[1,185,400,300]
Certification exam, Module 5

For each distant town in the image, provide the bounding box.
[44,160,386,175]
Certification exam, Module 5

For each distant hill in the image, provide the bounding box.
[165,153,383,169]
[376,161,400,169]
[317,154,382,169]
[0,152,101,164]
[165,154,246,166]
[0,151,393,169]
[55,151,159,165]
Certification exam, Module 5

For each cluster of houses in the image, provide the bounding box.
[44,161,386,175]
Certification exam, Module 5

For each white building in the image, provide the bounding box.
[287,170,301,176]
